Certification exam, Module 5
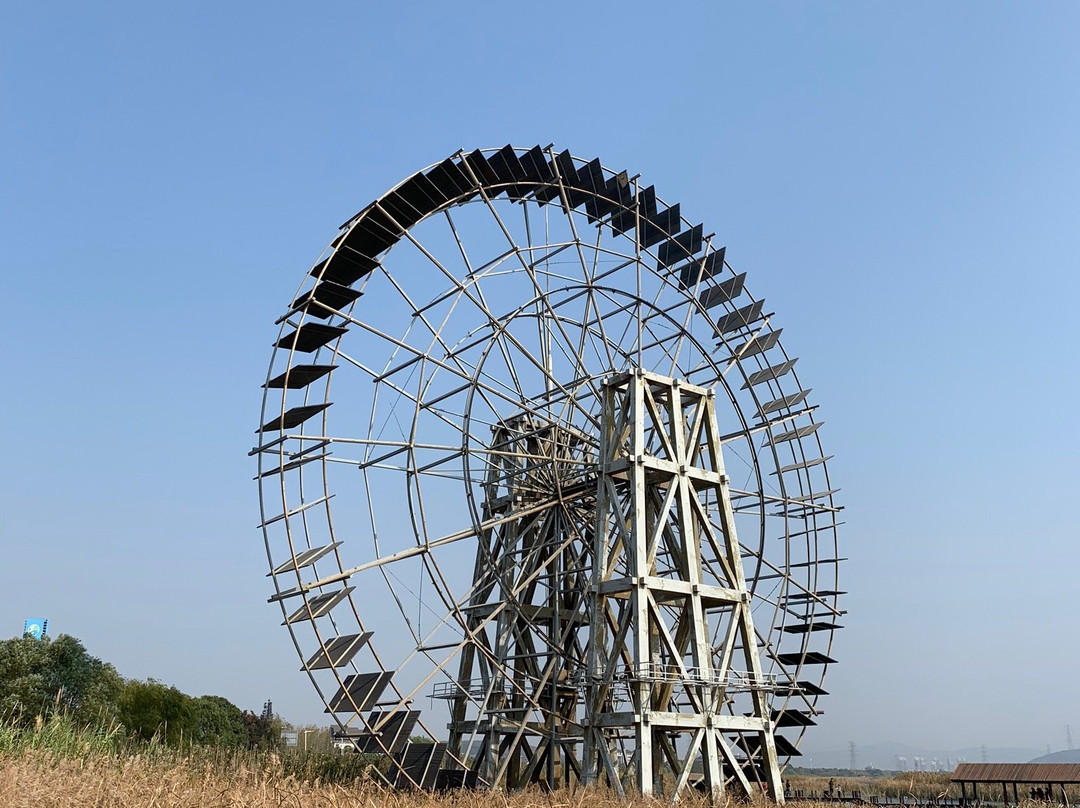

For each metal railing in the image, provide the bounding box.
[432,667,788,703]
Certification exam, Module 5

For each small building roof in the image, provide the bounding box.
[951,763,1080,784]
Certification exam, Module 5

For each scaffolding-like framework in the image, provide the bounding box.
[446,413,595,787]
[584,370,782,800]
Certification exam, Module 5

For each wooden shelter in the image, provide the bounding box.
[951,763,1080,804]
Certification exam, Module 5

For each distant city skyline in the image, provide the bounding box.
[799,741,1065,771]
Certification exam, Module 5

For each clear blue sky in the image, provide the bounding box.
[3,1,1079,757]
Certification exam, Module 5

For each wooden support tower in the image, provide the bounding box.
[583,369,784,802]
[446,414,594,789]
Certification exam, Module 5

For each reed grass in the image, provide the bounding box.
[0,748,781,808]
[4,715,1072,808]
[0,710,125,759]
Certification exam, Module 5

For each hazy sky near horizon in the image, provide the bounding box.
[3,2,1079,757]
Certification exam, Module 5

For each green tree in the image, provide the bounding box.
[187,695,247,748]
[116,679,192,745]
[0,634,122,726]
[240,709,281,750]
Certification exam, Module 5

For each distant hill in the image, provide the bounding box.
[1029,749,1080,764]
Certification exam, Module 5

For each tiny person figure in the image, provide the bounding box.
[785,782,792,800]
[829,778,836,798]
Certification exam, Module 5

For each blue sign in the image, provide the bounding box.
[23,619,48,640]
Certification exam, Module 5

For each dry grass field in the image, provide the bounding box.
[2,716,1067,808]
[3,750,397,808]
[0,749,789,808]
[6,750,1073,808]
[785,771,956,800]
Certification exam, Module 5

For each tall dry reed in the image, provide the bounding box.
[0,749,790,808]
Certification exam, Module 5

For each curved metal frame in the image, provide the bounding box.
[254,145,842,792]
